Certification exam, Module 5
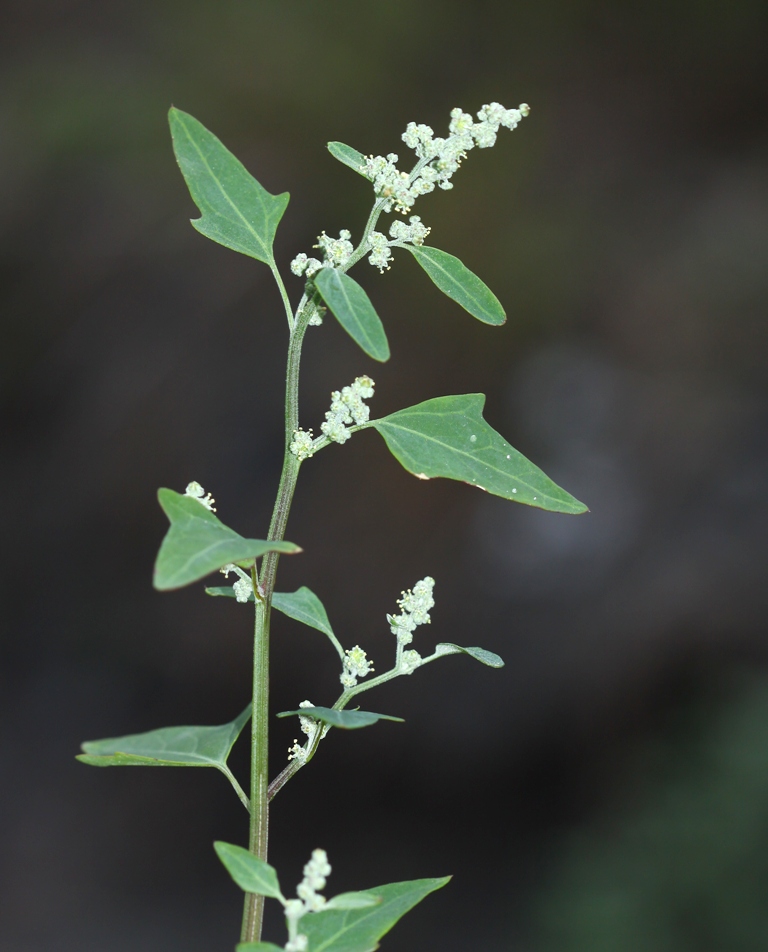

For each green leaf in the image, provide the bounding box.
[277,707,404,730]
[214,841,284,900]
[272,587,340,642]
[169,107,289,265]
[77,705,250,769]
[324,892,382,911]
[314,269,390,362]
[405,245,506,325]
[327,142,369,178]
[370,394,588,515]
[236,944,284,952]
[300,877,450,952]
[434,644,505,668]
[154,488,300,590]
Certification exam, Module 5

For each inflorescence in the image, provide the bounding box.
[290,102,529,279]
[388,576,435,674]
[282,848,333,952]
[290,376,375,460]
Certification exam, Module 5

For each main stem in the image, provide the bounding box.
[240,296,314,944]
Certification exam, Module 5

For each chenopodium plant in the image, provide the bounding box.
[77,100,588,950]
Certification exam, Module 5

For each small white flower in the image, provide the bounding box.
[368,231,393,272]
[340,645,374,688]
[232,577,252,603]
[220,563,253,602]
[388,576,435,646]
[184,481,216,511]
[400,649,423,674]
[287,701,329,763]
[320,376,375,445]
[314,229,354,268]
[290,429,315,461]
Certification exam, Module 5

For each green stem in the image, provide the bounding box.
[240,293,315,944]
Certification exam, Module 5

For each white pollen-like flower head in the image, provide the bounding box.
[184,481,216,511]
[320,376,375,445]
[290,429,316,461]
[388,576,435,643]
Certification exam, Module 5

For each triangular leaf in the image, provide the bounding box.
[405,245,506,325]
[77,705,250,769]
[154,488,300,590]
[300,877,450,952]
[370,394,588,514]
[327,142,369,178]
[314,269,390,362]
[169,108,289,265]
[273,587,347,660]
[214,842,284,901]
[434,644,504,668]
[277,707,404,730]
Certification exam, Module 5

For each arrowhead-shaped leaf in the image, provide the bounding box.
[169,108,289,265]
[314,269,390,362]
[154,489,300,590]
[405,245,506,325]
[77,705,250,769]
[214,842,284,900]
[327,142,369,178]
[272,588,335,639]
[370,394,588,514]
[433,644,505,668]
[273,587,346,659]
[277,707,404,730]
[300,877,450,952]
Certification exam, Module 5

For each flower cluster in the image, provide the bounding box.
[340,645,374,689]
[287,701,329,764]
[320,376,374,445]
[296,849,331,912]
[184,480,216,511]
[219,563,253,603]
[289,428,315,461]
[290,229,354,279]
[387,576,435,648]
[282,849,333,951]
[367,215,431,272]
[362,102,530,215]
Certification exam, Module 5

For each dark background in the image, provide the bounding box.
[2,1,768,950]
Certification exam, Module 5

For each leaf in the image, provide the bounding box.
[237,944,284,952]
[434,644,505,668]
[169,107,289,265]
[77,705,250,769]
[277,707,404,730]
[405,245,506,325]
[214,842,284,900]
[324,893,382,911]
[314,269,390,362]
[370,394,588,515]
[154,488,300,590]
[273,588,336,640]
[327,142,369,178]
[300,877,450,952]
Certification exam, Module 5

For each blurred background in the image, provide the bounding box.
[2,1,768,949]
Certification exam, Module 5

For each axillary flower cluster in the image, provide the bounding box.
[290,375,375,460]
[290,101,529,277]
